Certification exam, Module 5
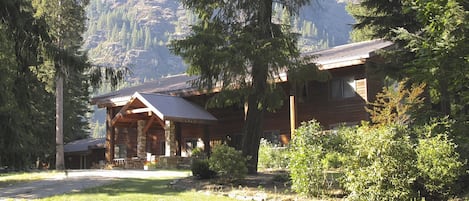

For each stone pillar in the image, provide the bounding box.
[137,120,147,159]
[164,120,176,156]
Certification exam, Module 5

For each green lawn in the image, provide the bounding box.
[0,171,58,188]
[39,177,237,201]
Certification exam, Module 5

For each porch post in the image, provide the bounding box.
[164,120,176,156]
[105,107,115,163]
[137,120,147,159]
[290,95,296,138]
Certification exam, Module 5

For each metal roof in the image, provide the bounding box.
[64,138,105,153]
[91,74,197,107]
[131,92,217,124]
[310,39,393,69]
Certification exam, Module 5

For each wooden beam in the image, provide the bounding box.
[126,107,151,114]
[111,97,136,126]
[143,116,155,134]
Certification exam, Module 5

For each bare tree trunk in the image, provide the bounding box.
[55,75,64,170]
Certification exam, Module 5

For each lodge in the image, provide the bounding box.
[90,39,392,168]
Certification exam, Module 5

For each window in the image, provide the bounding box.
[114,144,127,159]
[330,76,356,99]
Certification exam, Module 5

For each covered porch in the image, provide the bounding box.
[106,92,217,168]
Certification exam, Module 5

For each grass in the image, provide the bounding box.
[38,176,237,201]
[0,171,58,188]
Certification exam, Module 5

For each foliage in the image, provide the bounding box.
[288,116,465,200]
[0,0,126,170]
[367,79,426,125]
[347,0,469,119]
[258,139,289,170]
[341,124,418,200]
[208,144,247,181]
[191,159,216,179]
[288,120,343,197]
[191,147,206,159]
[415,118,464,199]
[171,0,320,174]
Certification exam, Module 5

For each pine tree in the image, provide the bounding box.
[171,0,317,173]
[32,0,89,170]
[347,0,469,118]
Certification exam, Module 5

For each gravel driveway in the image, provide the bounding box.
[0,170,191,200]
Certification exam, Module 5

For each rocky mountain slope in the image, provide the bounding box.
[83,0,355,82]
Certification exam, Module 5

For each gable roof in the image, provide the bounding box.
[64,138,105,153]
[91,74,197,107]
[92,40,393,107]
[113,92,217,125]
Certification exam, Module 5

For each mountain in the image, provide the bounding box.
[85,0,355,137]
[83,0,355,82]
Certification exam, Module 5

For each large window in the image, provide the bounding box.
[330,76,356,99]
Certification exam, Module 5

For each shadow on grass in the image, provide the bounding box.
[78,178,182,197]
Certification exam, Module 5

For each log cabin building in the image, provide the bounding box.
[91,39,392,168]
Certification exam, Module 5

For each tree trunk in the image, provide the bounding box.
[243,91,265,174]
[55,75,64,170]
[241,0,273,174]
[439,78,451,116]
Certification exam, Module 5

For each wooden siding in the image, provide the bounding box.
[105,63,384,160]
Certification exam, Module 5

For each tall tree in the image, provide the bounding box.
[171,0,316,173]
[347,0,469,118]
[32,0,89,170]
[0,0,56,169]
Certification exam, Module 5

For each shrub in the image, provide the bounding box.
[208,144,247,181]
[191,147,206,159]
[341,124,417,200]
[414,118,464,199]
[191,159,216,179]
[258,139,289,170]
[288,120,343,197]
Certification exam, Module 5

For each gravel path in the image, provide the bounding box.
[0,170,191,200]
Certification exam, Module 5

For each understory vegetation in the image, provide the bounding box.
[258,81,469,200]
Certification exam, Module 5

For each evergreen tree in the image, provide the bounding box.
[32,0,90,170]
[171,0,318,173]
[347,0,469,118]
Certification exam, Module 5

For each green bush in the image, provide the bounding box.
[341,124,418,200]
[288,119,465,200]
[258,139,289,170]
[415,118,464,200]
[191,159,216,179]
[341,119,464,200]
[288,120,343,197]
[208,144,247,181]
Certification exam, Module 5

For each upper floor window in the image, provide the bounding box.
[330,76,356,99]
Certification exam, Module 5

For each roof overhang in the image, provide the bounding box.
[112,92,217,126]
